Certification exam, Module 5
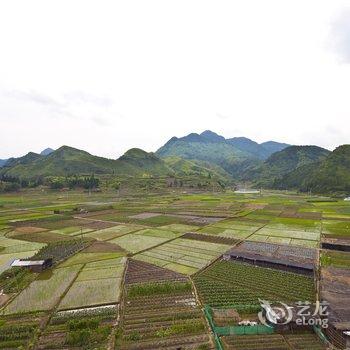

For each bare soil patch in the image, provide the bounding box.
[83,221,116,230]
[0,293,10,307]
[83,240,125,253]
[129,212,161,219]
[182,232,237,245]
[13,226,49,234]
[321,267,350,323]
[125,259,187,285]
[8,231,70,243]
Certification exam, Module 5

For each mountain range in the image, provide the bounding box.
[0,146,173,178]
[0,131,349,194]
[156,130,290,178]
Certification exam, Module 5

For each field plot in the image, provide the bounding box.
[194,260,315,307]
[125,259,188,285]
[58,257,125,310]
[0,235,45,254]
[0,313,45,349]
[0,239,91,296]
[0,210,55,225]
[9,226,48,234]
[321,251,350,269]
[135,238,231,275]
[285,333,326,350]
[246,217,321,248]
[59,251,124,267]
[6,229,69,243]
[320,266,350,343]
[37,305,117,349]
[225,241,316,272]
[83,224,144,241]
[109,233,170,254]
[322,220,350,238]
[134,227,185,239]
[222,333,326,350]
[4,265,81,314]
[117,260,212,349]
[156,223,199,233]
[129,212,161,219]
[52,226,94,236]
[222,334,289,350]
[198,218,265,241]
[182,232,238,245]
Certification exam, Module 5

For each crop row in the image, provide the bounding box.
[194,260,315,307]
[222,333,325,350]
[117,264,211,350]
[37,308,116,349]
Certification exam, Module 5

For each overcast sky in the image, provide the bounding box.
[1,0,350,159]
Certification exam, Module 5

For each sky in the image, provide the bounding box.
[1,0,350,159]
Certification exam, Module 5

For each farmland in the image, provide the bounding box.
[134,238,231,275]
[194,260,315,307]
[0,188,349,349]
[117,259,212,349]
[222,333,326,350]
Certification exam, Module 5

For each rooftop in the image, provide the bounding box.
[11,259,47,267]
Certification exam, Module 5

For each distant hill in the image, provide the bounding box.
[0,146,173,178]
[259,141,291,156]
[156,130,290,177]
[163,156,232,182]
[200,130,226,143]
[243,145,331,187]
[0,148,54,168]
[226,138,290,159]
[157,131,255,177]
[1,138,348,194]
[117,148,173,176]
[0,159,8,168]
[4,152,43,168]
[273,145,350,194]
[40,148,55,156]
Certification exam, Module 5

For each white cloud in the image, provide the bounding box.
[0,0,349,159]
[330,8,350,62]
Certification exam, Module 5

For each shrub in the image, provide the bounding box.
[125,331,141,341]
[66,329,90,346]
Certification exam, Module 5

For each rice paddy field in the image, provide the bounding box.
[0,189,349,349]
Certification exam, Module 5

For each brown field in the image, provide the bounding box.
[7,231,70,243]
[125,259,188,285]
[182,232,238,245]
[12,226,49,234]
[83,240,126,253]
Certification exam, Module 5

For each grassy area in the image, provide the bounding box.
[321,251,350,269]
